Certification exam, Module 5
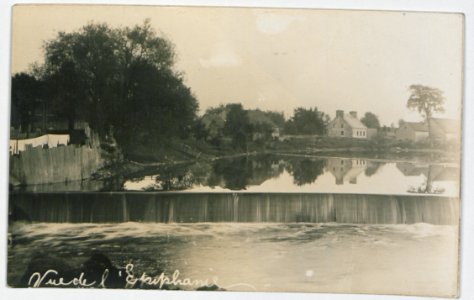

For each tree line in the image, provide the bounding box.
[11,20,198,154]
[11,20,444,158]
[9,16,341,156]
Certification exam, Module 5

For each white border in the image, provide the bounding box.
[1,1,473,300]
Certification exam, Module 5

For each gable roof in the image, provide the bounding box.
[343,114,367,129]
[404,122,428,132]
[430,118,459,134]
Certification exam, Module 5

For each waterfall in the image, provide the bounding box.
[10,192,459,225]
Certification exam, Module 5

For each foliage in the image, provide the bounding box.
[407,85,445,146]
[223,103,252,151]
[208,156,251,190]
[247,109,284,129]
[191,119,209,141]
[200,105,227,145]
[20,20,198,154]
[251,121,274,146]
[284,107,329,135]
[200,104,280,150]
[360,112,381,128]
[407,85,445,119]
[264,111,285,128]
[11,73,46,134]
[286,158,325,185]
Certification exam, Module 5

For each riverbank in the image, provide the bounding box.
[116,135,460,175]
[9,134,460,192]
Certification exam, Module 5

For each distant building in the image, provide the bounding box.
[327,110,367,139]
[430,118,460,142]
[396,118,459,143]
[379,127,397,139]
[271,127,280,139]
[396,121,429,142]
[367,128,378,139]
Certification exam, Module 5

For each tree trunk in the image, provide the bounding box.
[427,116,433,148]
[426,165,433,193]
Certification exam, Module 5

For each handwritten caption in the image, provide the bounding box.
[28,263,219,289]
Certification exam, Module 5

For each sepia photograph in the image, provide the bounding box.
[5,3,465,298]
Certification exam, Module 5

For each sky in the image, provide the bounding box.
[11,5,464,126]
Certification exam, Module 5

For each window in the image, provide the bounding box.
[341,131,344,136]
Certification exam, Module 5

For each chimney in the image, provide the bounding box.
[349,111,357,118]
[336,110,344,118]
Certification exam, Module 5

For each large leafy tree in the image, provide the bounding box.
[284,107,329,135]
[11,73,46,136]
[223,103,252,151]
[407,85,445,145]
[29,20,197,151]
[40,23,119,132]
[360,112,381,128]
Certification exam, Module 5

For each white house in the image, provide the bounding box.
[327,110,368,139]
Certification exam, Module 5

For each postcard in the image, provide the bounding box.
[7,4,463,298]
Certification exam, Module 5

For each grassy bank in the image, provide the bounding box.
[266,136,460,163]
[118,135,460,167]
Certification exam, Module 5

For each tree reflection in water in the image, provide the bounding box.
[122,155,458,194]
[285,158,326,186]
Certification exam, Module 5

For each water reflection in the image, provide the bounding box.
[286,158,325,185]
[123,155,459,196]
[327,158,367,185]
[397,163,459,195]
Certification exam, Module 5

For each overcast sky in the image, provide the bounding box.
[11,5,463,125]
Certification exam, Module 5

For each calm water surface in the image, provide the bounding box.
[123,155,459,196]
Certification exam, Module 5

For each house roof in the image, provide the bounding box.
[343,114,367,129]
[404,122,428,132]
[431,118,459,134]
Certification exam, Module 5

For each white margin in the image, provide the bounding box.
[0,1,473,300]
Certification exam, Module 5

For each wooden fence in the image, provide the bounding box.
[10,143,103,185]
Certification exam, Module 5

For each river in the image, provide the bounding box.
[8,154,460,296]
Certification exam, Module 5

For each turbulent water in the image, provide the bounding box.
[8,192,459,296]
[8,221,458,296]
